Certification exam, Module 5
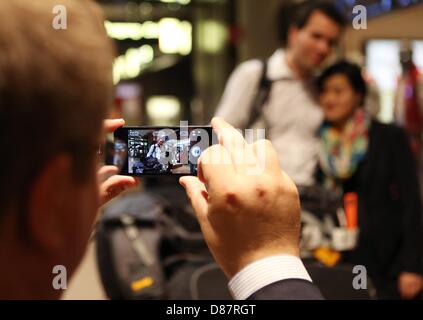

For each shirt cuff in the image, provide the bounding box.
[228,255,312,300]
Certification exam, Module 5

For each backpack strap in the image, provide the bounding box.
[120,214,155,266]
[246,59,272,129]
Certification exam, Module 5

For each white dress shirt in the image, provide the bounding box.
[228,255,312,300]
[215,49,323,186]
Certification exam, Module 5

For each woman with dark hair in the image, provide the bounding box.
[316,61,423,299]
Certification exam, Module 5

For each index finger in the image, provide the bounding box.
[198,144,237,194]
[211,117,257,174]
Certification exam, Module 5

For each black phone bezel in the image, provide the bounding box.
[112,125,214,176]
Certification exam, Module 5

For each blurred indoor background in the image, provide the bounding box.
[64,0,423,299]
[99,0,423,127]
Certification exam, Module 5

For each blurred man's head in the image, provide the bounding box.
[0,0,114,298]
[283,1,345,74]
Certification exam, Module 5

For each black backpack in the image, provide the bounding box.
[95,184,232,300]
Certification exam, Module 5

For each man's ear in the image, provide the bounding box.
[27,154,74,256]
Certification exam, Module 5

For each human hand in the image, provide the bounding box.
[180,117,301,279]
[98,119,139,206]
[398,272,423,300]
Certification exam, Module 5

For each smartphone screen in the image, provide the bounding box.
[109,126,215,176]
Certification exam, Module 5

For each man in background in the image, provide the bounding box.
[216,1,345,186]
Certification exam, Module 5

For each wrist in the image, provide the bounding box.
[225,245,300,279]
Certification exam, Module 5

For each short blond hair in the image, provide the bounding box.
[0,0,114,214]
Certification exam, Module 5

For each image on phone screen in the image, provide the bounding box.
[109,126,214,176]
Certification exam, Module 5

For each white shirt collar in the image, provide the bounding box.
[267,49,294,81]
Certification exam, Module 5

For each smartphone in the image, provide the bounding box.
[109,126,215,176]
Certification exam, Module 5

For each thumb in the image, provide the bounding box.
[180,176,208,221]
[104,118,125,133]
[97,165,119,184]
[99,175,138,206]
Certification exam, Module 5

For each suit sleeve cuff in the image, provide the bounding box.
[228,255,312,300]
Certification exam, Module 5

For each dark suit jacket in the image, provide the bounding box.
[319,120,423,298]
[247,279,324,300]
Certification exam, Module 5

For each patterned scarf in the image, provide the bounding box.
[318,108,371,192]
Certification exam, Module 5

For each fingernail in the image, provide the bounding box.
[179,178,186,188]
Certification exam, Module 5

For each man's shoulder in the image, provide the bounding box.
[235,49,285,73]
[233,58,264,79]
[247,279,324,300]
[370,119,407,139]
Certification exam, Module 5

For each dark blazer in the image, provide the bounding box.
[247,279,324,300]
[319,120,423,299]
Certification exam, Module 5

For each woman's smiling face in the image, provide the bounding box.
[319,73,363,126]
